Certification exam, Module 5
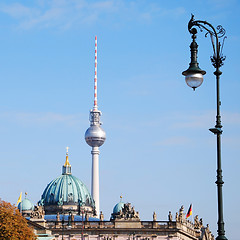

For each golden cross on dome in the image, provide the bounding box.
[64,146,71,167]
[66,146,69,155]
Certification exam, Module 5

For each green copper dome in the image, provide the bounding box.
[40,174,94,207]
[113,201,124,214]
[39,152,94,210]
[18,198,34,211]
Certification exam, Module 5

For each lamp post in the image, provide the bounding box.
[68,211,72,228]
[62,213,65,240]
[182,15,227,240]
[81,210,84,240]
[68,211,72,240]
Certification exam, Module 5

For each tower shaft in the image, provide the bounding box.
[91,146,100,216]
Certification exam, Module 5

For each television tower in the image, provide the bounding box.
[85,36,106,217]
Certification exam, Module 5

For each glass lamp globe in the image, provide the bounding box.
[185,73,203,90]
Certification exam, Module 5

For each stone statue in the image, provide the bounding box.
[100,211,104,221]
[56,212,60,222]
[85,213,89,221]
[179,205,183,213]
[178,205,186,223]
[204,224,214,240]
[30,205,45,219]
[179,206,184,222]
[132,206,136,216]
[168,211,172,222]
[153,211,157,221]
[179,214,182,222]
[111,203,140,220]
[175,212,179,222]
[194,215,200,229]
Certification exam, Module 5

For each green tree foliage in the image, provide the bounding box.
[0,199,36,240]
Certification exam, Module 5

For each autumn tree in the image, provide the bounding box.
[0,199,36,240]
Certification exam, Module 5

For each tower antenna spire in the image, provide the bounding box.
[94,36,98,110]
[85,36,106,218]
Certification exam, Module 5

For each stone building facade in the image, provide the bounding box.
[18,154,215,240]
[26,202,214,240]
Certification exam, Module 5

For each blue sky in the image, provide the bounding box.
[0,0,239,239]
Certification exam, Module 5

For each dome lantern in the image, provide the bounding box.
[62,146,71,175]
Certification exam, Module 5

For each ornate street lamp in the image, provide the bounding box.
[182,15,227,240]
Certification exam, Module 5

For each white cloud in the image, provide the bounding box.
[0,111,84,127]
[0,0,118,29]
[0,3,36,18]
[138,110,240,133]
[0,0,186,30]
[168,110,240,130]
[223,112,240,125]
[149,110,240,147]
[171,111,214,129]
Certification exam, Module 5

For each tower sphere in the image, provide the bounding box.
[85,125,106,147]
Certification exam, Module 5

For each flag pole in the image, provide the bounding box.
[191,203,193,224]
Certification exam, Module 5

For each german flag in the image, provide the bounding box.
[186,204,192,218]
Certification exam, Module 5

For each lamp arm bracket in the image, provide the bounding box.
[188,14,226,68]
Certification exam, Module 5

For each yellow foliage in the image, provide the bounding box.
[0,199,37,240]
